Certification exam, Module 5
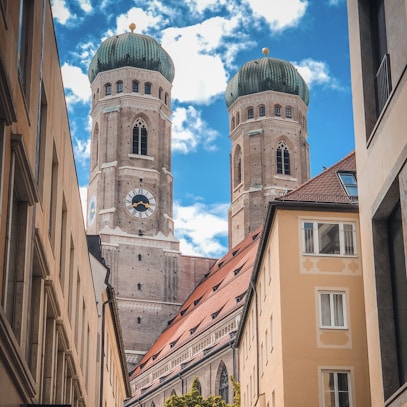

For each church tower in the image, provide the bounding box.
[86,25,181,369]
[225,52,310,248]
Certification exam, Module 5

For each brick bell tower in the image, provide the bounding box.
[86,24,181,369]
[225,49,311,248]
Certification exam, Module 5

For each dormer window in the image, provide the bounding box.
[338,172,358,200]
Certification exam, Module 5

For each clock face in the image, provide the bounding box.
[125,188,156,218]
[88,195,96,226]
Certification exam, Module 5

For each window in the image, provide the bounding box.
[259,105,265,117]
[319,292,346,328]
[218,363,229,403]
[4,136,37,339]
[36,83,47,199]
[286,107,292,118]
[338,172,358,200]
[18,0,33,97]
[159,87,162,99]
[247,107,254,119]
[234,145,242,187]
[132,80,139,92]
[274,105,281,116]
[276,141,290,175]
[236,111,240,125]
[165,93,168,105]
[231,117,235,130]
[303,221,356,256]
[116,81,123,93]
[145,83,151,94]
[105,83,112,96]
[322,371,351,407]
[132,118,147,155]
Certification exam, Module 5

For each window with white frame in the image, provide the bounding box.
[322,370,351,407]
[303,221,356,256]
[319,291,347,329]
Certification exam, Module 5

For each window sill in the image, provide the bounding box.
[320,326,348,331]
[302,253,357,258]
[128,154,154,161]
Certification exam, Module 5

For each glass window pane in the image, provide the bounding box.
[304,222,314,253]
[343,224,355,255]
[333,294,344,327]
[321,294,331,326]
[323,372,335,407]
[318,223,340,254]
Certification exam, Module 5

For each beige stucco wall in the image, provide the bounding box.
[239,207,370,406]
[0,2,128,405]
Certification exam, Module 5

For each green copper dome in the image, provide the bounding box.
[225,57,309,107]
[88,32,175,84]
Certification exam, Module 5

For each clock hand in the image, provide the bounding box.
[132,201,150,208]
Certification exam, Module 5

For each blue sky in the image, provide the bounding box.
[51,0,354,258]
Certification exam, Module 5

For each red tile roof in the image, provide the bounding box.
[129,228,261,384]
[278,151,357,204]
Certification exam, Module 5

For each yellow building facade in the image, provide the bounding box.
[0,1,129,405]
[236,153,371,406]
[347,0,407,404]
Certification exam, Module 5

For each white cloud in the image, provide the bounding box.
[61,63,91,106]
[112,7,164,36]
[293,58,340,89]
[73,137,91,166]
[161,17,240,104]
[172,106,219,153]
[246,0,308,32]
[77,0,92,13]
[51,0,72,25]
[174,201,228,257]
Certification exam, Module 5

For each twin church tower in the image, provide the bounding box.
[86,26,310,368]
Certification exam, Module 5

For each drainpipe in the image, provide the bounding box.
[100,269,113,407]
[250,280,260,400]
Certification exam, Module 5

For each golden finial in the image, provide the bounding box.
[129,23,136,32]
[262,47,270,56]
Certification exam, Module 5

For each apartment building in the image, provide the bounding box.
[347,0,407,404]
[0,1,129,405]
[236,153,371,406]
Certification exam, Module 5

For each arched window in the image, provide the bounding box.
[231,116,235,130]
[159,87,163,100]
[105,83,112,96]
[236,111,240,125]
[145,82,152,94]
[137,316,141,324]
[247,107,254,120]
[195,379,202,395]
[274,104,281,116]
[116,80,123,93]
[165,93,169,105]
[217,362,229,403]
[132,80,139,92]
[276,141,290,175]
[259,105,265,117]
[133,118,148,155]
[286,106,292,118]
[234,145,242,187]
[91,123,99,169]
